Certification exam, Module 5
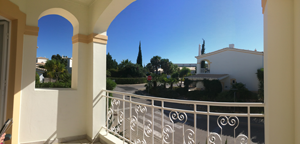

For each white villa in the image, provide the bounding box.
[0,0,299,144]
[187,44,264,91]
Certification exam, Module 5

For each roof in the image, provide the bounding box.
[36,67,47,72]
[185,74,229,80]
[195,48,263,59]
[36,57,48,60]
[36,63,45,65]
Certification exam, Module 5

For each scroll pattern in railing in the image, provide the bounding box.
[103,90,264,144]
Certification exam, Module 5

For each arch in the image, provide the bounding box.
[200,59,211,73]
[92,0,135,34]
[38,8,79,34]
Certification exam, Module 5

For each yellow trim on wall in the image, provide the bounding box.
[0,0,26,144]
[72,33,108,44]
[24,25,39,36]
[262,0,267,14]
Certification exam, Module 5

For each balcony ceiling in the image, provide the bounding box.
[67,0,95,6]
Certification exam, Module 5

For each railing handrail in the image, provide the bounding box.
[103,90,264,107]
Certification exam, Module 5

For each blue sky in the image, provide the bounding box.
[37,0,263,66]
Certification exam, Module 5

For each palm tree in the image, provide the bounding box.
[150,56,161,74]
[44,59,66,82]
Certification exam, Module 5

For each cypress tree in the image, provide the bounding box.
[136,41,143,67]
[201,39,206,68]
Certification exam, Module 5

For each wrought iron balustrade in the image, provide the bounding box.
[101,90,264,144]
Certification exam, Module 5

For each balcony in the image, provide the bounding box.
[101,90,264,144]
[200,68,210,74]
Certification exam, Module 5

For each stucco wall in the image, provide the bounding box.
[197,50,264,91]
[20,35,89,143]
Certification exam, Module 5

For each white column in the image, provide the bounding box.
[196,63,201,74]
[85,40,107,139]
[264,0,295,143]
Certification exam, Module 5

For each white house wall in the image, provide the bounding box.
[197,50,264,91]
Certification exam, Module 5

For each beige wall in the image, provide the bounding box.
[264,0,298,143]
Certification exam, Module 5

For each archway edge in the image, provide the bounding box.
[38,8,79,34]
[92,0,135,34]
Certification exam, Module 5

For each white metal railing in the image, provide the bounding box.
[200,68,210,74]
[101,90,264,144]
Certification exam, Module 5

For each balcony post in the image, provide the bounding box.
[85,33,107,140]
[264,0,296,143]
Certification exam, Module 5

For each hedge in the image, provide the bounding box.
[36,81,71,88]
[110,77,147,84]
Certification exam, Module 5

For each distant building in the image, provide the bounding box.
[186,44,264,91]
[36,57,48,64]
[174,63,197,74]
[62,56,72,74]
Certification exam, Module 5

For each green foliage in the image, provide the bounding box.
[36,72,40,84]
[202,79,223,99]
[59,73,71,83]
[136,41,143,67]
[179,67,191,87]
[112,77,147,84]
[108,69,119,77]
[225,138,227,144]
[106,70,111,77]
[150,73,160,87]
[107,53,118,70]
[145,63,154,73]
[256,68,264,100]
[201,39,206,68]
[36,81,71,88]
[203,79,222,93]
[51,54,68,66]
[119,63,145,77]
[45,59,67,82]
[231,82,253,100]
[118,59,133,69]
[106,78,117,90]
[201,39,205,55]
[161,59,175,75]
[150,56,161,74]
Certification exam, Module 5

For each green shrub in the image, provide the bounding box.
[111,77,147,84]
[36,72,40,84]
[107,78,117,90]
[256,68,264,100]
[175,87,188,96]
[109,69,119,77]
[185,90,208,100]
[36,81,71,88]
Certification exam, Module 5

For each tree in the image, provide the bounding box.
[201,39,206,68]
[179,67,191,87]
[118,59,133,69]
[136,41,143,67]
[160,59,174,75]
[51,54,67,66]
[146,63,154,73]
[150,56,161,74]
[107,53,118,69]
[44,59,67,81]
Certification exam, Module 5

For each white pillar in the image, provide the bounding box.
[196,63,201,74]
[264,0,295,143]
[86,39,107,139]
[198,44,201,56]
